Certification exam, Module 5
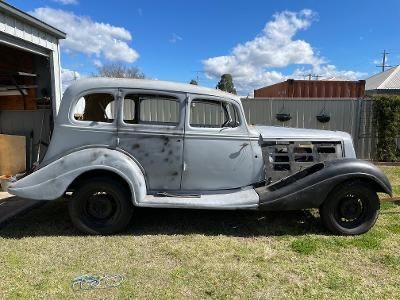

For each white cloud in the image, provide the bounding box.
[169,33,183,43]
[31,7,139,64]
[203,9,365,95]
[93,59,103,68]
[61,68,80,92]
[52,0,78,5]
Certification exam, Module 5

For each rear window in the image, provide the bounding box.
[73,93,115,123]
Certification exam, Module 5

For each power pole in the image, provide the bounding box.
[302,73,322,80]
[376,49,392,72]
[302,73,313,80]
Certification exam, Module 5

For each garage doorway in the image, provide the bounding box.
[0,43,53,177]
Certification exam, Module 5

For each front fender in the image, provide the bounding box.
[8,148,147,204]
[257,159,392,210]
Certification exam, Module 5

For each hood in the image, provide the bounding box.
[253,125,356,158]
[254,125,351,141]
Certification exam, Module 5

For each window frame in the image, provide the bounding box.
[188,97,243,130]
[120,90,185,129]
[69,89,119,126]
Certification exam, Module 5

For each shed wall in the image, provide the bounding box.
[241,98,383,160]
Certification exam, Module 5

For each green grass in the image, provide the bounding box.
[0,166,399,299]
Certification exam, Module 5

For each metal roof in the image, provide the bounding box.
[0,1,66,39]
[365,65,400,90]
[64,77,241,102]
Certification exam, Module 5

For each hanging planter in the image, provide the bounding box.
[276,104,292,122]
[316,114,330,123]
[276,113,292,122]
[316,106,331,123]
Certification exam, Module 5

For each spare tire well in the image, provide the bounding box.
[67,170,131,198]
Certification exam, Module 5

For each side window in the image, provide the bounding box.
[123,94,180,125]
[226,102,241,127]
[73,93,115,123]
[190,99,241,128]
[122,95,137,124]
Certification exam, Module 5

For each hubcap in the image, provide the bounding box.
[86,192,116,220]
[335,193,366,227]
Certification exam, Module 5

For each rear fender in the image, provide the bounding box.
[8,148,147,204]
[257,159,392,210]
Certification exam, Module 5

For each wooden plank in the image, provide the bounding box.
[0,90,27,96]
[0,134,26,175]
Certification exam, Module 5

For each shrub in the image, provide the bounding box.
[373,95,400,161]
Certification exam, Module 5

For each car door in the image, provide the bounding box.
[181,96,255,191]
[117,89,185,191]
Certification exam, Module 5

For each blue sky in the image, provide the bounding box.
[7,0,400,95]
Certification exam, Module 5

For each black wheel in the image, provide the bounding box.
[69,177,133,235]
[319,181,380,235]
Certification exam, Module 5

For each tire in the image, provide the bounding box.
[319,181,380,235]
[69,177,133,235]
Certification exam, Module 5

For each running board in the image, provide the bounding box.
[137,188,259,210]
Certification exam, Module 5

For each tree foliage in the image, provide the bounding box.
[373,94,400,161]
[216,74,237,94]
[95,63,145,79]
[189,79,198,85]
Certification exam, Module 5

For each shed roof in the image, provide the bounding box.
[365,65,400,90]
[0,1,66,39]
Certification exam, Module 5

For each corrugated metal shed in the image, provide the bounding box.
[366,65,400,91]
[0,1,66,113]
[254,79,366,99]
[0,2,66,169]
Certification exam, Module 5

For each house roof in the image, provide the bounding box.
[0,1,66,39]
[365,65,400,90]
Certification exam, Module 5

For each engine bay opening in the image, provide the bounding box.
[261,140,342,183]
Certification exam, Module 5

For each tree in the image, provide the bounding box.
[95,63,145,79]
[189,79,198,85]
[216,74,237,94]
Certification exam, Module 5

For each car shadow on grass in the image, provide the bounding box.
[0,199,326,239]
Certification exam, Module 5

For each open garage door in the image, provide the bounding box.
[0,42,53,181]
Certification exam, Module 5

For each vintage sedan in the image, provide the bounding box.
[9,78,392,235]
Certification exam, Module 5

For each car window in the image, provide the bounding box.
[190,99,240,128]
[73,93,115,123]
[122,97,136,124]
[123,94,180,125]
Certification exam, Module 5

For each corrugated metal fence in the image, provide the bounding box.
[241,98,379,159]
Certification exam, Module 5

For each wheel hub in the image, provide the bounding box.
[87,192,115,220]
[338,196,363,222]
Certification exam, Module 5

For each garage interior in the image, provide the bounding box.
[0,43,53,177]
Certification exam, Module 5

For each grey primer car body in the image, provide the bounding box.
[8,78,392,234]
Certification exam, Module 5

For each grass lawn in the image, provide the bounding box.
[0,166,399,299]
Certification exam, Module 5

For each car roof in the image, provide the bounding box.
[64,77,241,103]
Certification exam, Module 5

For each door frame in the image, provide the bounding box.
[116,88,186,191]
[181,94,255,191]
